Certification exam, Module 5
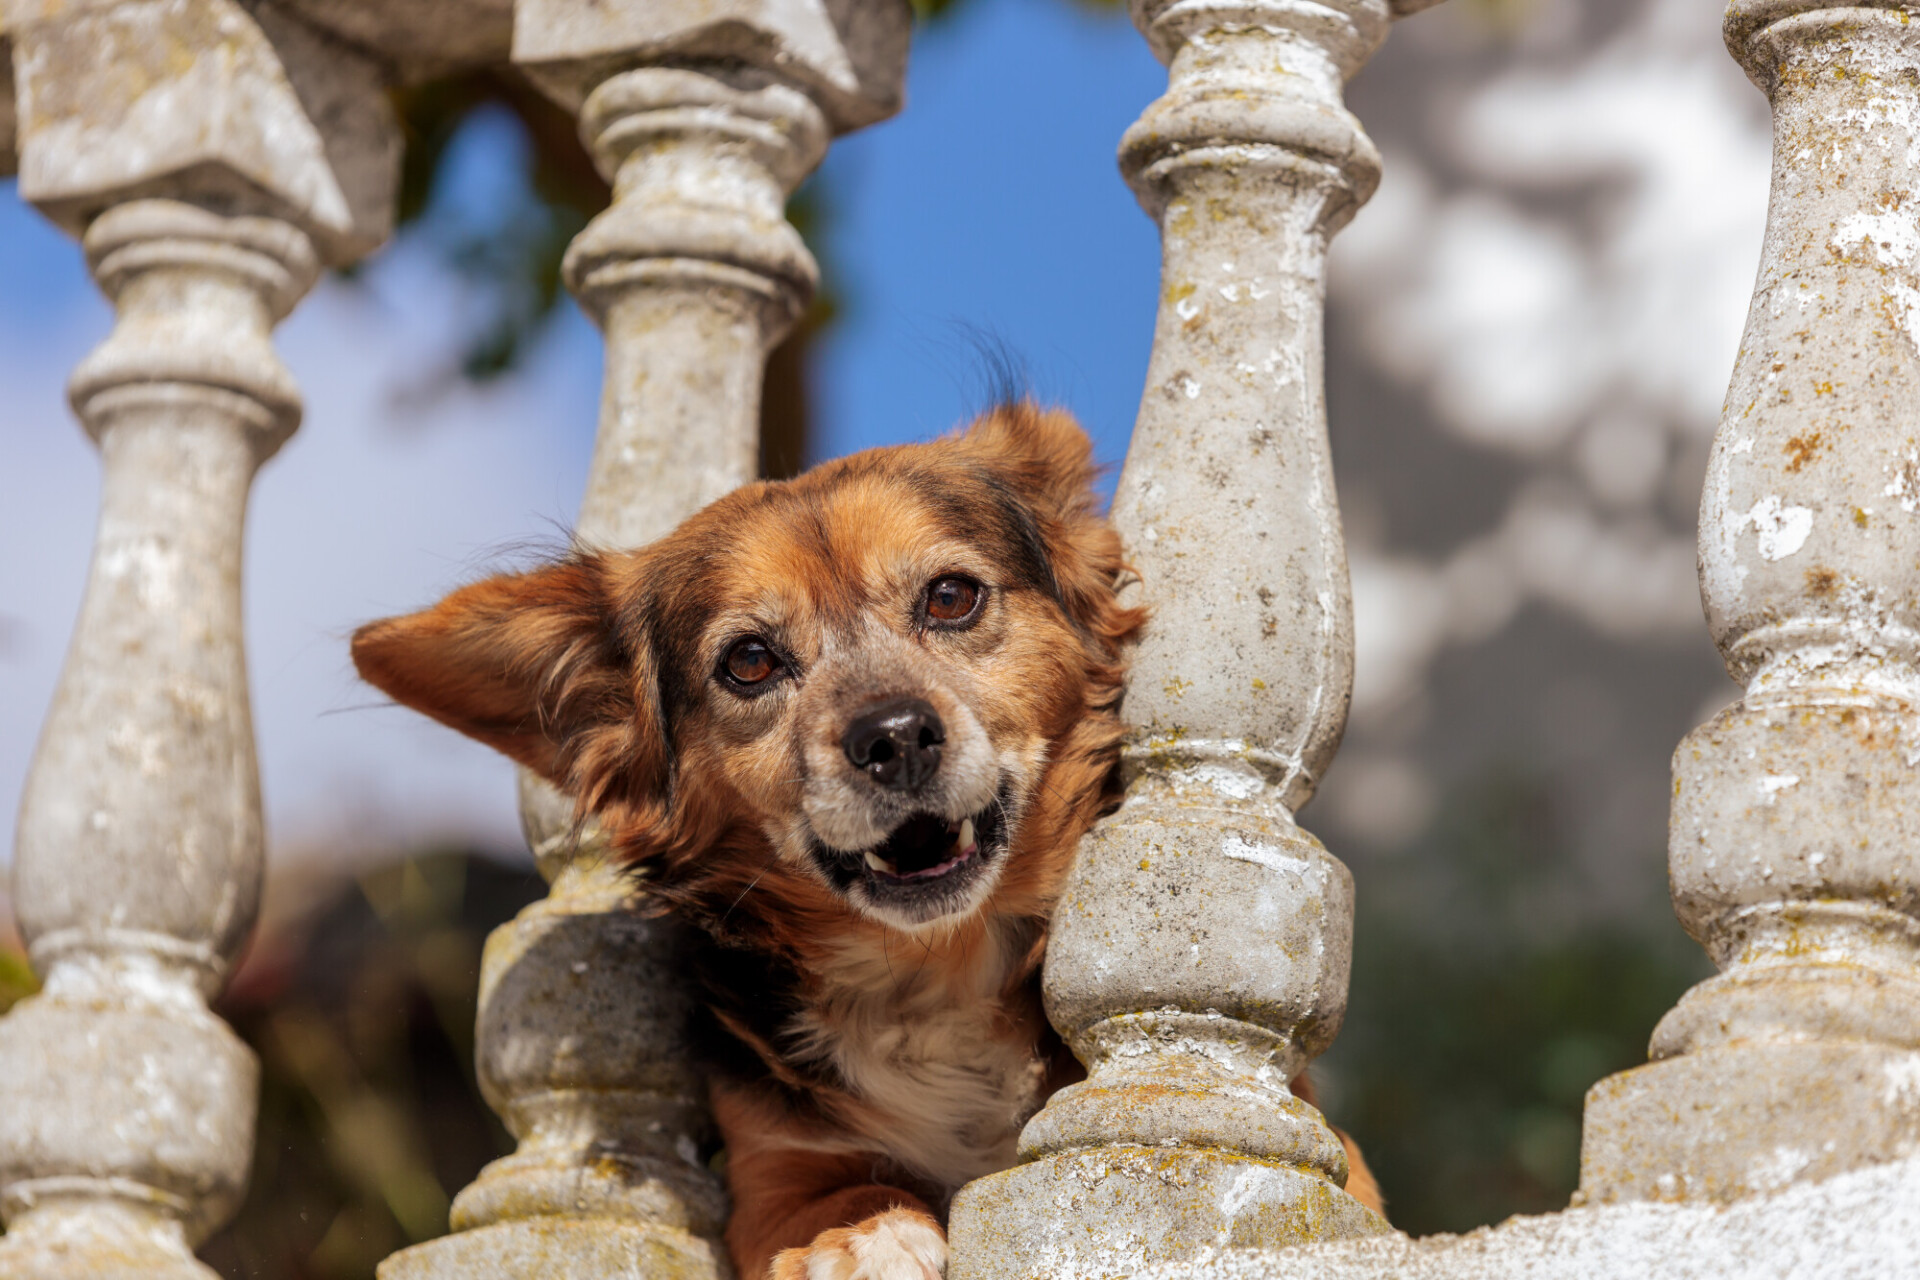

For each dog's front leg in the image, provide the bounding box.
[715,1082,945,1280]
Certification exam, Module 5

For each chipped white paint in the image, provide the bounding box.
[1172,763,1265,801]
[1700,443,1751,597]
[1831,205,1920,267]
[1884,1054,1920,1107]
[99,537,182,609]
[1217,1168,1263,1219]
[1219,836,1314,878]
[1747,495,1813,561]
[1885,449,1920,513]
[1744,1145,1814,1193]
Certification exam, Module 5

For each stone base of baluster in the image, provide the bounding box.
[1650,962,1920,1058]
[448,1143,727,1234]
[1019,1036,1355,1175]
[948,774,1380,1276]
[1578,1040,1920,1205]
[0,1199,224,1280]
[0,992,257,1256]
[947,1146,1387,1280]
[378,1217,730,1280]
[379,868,731,1280]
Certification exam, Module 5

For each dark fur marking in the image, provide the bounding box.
[690,936,844,1100]
[904,468,1065,613]
[981,476,1065,609]
[645,569,712,726]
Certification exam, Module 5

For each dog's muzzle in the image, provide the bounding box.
[809,783,1014,924]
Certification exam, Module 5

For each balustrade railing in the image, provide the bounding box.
[4,1,1917,1278]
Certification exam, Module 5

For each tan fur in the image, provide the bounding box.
[352,404,1382,1280]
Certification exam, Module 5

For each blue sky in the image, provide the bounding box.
[0,0,1175,864]
[808,0,1164,469]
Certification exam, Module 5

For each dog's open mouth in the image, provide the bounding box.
[812,792,1009,912]
[861,810,988,881]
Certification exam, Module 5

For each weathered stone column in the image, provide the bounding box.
[0,4,396,1277]
[377,6,907,1279]
[1580,0,1920,1206]
[948,2,1409,1274]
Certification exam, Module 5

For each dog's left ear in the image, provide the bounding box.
[352,554,669,815]
[959,403,1145,650]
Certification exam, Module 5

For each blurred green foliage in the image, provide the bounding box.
[386,68,830,475]
[1451,0,1550,34]
[389,70,602,383]
[0,945,37,1015]
[1321,770,1711,1234]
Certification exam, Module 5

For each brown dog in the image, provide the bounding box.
[352,404,1380,1280]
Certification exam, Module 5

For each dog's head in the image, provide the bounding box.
[353,405,1143,932]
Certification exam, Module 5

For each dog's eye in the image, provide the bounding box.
[722,638,781,687]
[925,576,983,625]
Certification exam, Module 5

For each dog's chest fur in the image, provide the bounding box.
[790,919,1050,1190]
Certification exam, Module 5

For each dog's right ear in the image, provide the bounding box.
[352,555,667,813]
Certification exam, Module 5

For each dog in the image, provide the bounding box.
[352,403,1382,1280]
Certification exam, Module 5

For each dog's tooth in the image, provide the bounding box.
[864,850,893,873]
[958,818,975,851]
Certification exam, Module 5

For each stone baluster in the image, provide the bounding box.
[0,4,396,1277]
[1579,0,1920,1206]
[377,6,908,1279]
[948,1,1421,1274]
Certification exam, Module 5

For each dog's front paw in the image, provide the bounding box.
[769,1207,947,1280]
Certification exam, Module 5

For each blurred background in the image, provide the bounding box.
[0,0,1767,1271]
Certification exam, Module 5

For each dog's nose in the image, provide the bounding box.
[842,698,945,791]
